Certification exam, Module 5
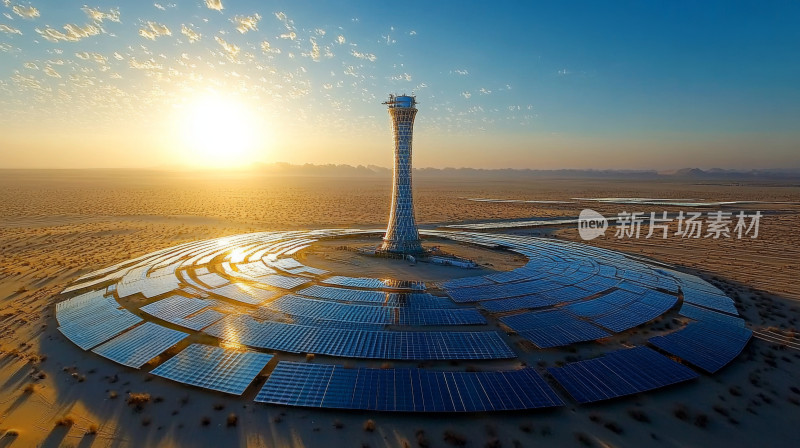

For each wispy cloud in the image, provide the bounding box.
[351,49,376,62]
[181,24,200,43]
[82,6,120,23]
[232,13,260,33]
[205,0,223,12]
[129,58,162,70]
[0,24,21,34]
[43,66,60,78]
[260,40,280,54]
[215,36,239,60]
[453,69,469,76]
[461,91,472,99]
[36,23,101,42]
[139,21,171,40]
[303,37,320,61]
[337,35,345,44]
[12,4,39,19]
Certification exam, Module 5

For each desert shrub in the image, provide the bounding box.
[443,430,467,446]
[363,419,376,432]
[227,413,238,427]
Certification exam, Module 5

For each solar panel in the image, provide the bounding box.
[151,344,272,395]
[211,283,280,305]
[197,273,228,288]
[59,310,143,350]
[479,294,555,313]
[548,347,699,403]
[678,303,745,327]
[648,322,752,373]
[204,316,514,360]
[681,287,738,315]
[255,362,563,412]
[266,295,485,326]
[500,309,611,348]
[256,274,310,290]
[141,295,208,319]
[140,295,224,330]
[92,322,188,368]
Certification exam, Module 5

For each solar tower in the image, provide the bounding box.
[381,94,424,254]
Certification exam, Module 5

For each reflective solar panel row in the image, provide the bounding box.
[140,295,224,330]
[678,303,745,327]
[59,310,142,350]
[548,347,699,403]
[255,362,563,412]
[92,322,188,368]
[590,291,677,332]
[256,274,311,290]
[205,315,514,360]
[197,273,228,288]
[681,287,738,315]
[648,321,752,373]
[151,344,273,395]
[446,279,565,303]
[140,295,209,320]
[211,284,280,305]
[266,295,485,326]
[500,309,611,348]
[479,294,557,313]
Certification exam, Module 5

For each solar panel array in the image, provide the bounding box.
[205,315,514,360]
[590,290,677,332]
[500,309,611,348]
[57,291,143,350]
[548,347,699,403]
[256,362,563,412]
[151,344,272,395]
[211,283,280,305]
[266,295,485,326]
[56,228,749,412]
[92,322,188,368]
[649,305,751,373]
[140,295,223,330]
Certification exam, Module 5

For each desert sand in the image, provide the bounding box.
[1,169,799,447]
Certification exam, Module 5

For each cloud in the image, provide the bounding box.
[181,24,201,42]
[36,23,101,42]
[461,91,472,99]
[205,0,223,11]
[303,37,320,61]
[154,3,165,10]
[139,21,171,40]
[43,66,60,78]
[232,13,260,33]
[75,51,107,64]
[390,73,412,81]
[12,4,39,19]
[0,24,21,34]
[351,49,376,62]
[453,69,469,76]
[479,87,492,95]
[260,40,280,54]
[337,35,345,44]
[409,30,417,36]
[215,36,239,59]
[23,61,37,69]
[129,58,162,70]
[280,31,296,40]
[82,6,120,23]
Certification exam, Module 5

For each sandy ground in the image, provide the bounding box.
[0,170,799,448]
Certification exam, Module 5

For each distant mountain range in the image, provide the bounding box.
[252,163,800,180]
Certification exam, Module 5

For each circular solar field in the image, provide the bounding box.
[54,229,751,412]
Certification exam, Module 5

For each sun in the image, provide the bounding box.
[177,93,265,168]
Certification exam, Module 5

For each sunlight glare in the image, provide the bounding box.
[178,93,265,168]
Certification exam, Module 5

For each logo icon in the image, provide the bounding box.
[578,209,608,240]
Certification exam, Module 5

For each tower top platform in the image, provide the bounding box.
[384,94,416,109]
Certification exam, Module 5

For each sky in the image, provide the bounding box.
[0,0,798,170]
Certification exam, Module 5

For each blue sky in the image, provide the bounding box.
[0,0,798,169]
